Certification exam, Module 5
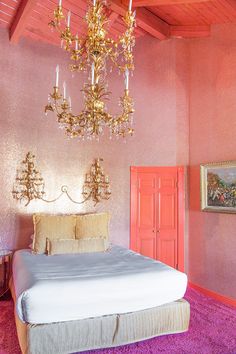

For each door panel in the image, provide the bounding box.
[136,173,156,259]
[157,170,178,268]
[139,194,155,229]
[157,239,176,268]
[140,238,156,259]
[159,193,176,229]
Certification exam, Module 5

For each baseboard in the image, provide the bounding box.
[188,282,236,307]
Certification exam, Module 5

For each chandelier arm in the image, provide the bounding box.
[49,2,136,73]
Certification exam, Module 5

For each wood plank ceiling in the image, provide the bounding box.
[0,0,236,45]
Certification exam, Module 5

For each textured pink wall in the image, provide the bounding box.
[189,23,236,299]
[0,29,189,252]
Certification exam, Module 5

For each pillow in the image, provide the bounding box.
[47,238,109,255]
[75,212,110,239]
[32,214,76,254]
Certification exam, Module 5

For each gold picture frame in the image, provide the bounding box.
[200,161,236,213]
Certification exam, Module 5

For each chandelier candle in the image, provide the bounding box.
[55,65,59,87]
[46,0,136,139]
[129,0,133,11]
[91,62,95,85]
[68,96,71,110]
[63,82,66,99]
[75,37,78,51]
[125,69,129,90]
[67,11,71,28]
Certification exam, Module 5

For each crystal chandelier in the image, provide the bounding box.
[45,0,136,140]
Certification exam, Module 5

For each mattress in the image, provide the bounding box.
[12,245,187,324]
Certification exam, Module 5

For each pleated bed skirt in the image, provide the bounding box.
[10,280,190,354]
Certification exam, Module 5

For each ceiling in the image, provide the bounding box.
[0,0,236,45]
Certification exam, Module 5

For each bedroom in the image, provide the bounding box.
[0,0,236,353]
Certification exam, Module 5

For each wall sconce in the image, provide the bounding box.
[83,158,111,205]
[12,152,45,206]
[12,152,111,206]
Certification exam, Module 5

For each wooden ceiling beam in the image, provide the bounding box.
[123,0,209,7]
[110,0,170,39]
[170,25,211,38]
[9,0,38,43]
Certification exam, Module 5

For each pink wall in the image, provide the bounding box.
[189,23,236,299]
[0,29,189,252]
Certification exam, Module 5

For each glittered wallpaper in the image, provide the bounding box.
[189,23,236,299]
[0,28,189,252]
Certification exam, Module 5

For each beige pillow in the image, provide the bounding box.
[76,212,110,239]
[33,214,76,254]
[47,238,109,255]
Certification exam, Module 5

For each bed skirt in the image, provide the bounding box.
[10,280,190,354]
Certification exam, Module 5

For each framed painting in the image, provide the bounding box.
[200,161,236,213]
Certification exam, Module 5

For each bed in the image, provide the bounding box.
[11,245,190,354]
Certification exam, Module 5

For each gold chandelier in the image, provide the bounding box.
[45,0,136,140]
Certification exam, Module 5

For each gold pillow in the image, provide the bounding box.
[76,212,110,239]
[33,214,76,254]
[47,238,109,255]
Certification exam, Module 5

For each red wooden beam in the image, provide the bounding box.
[110,0,170,40]
[9,0,38,44]
[136,8,169,39]
[124,0,209,7]
[170,25,211,38]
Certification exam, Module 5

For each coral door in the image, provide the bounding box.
[130,167,184,270]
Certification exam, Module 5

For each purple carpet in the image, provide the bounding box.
[0,288,235,354]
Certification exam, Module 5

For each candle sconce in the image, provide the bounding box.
[12,152,111,207]
[83,158,111,205]
[12,152,45,206]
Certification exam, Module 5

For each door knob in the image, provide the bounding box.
[157,230,160,233]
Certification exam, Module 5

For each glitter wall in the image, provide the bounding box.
[189,23,236,299]
[0,29,189,251]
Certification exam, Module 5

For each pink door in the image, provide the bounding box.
[130,167,184,270]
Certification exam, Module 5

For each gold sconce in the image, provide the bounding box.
[12,152,45,206]
[12,152,111,206]
[83,158,111,205]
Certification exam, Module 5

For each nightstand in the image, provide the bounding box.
[0,250,13,299]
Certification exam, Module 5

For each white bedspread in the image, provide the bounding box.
[12,245,187,324]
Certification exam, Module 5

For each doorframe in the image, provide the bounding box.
[130,166,185,272]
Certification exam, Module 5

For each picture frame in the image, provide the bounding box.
[200,161,236,213]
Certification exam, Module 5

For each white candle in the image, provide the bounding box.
[128,0,132,11]
[56,65,59,87]
[93,0,96,6]
[59,0,62,6]
[67,11,71,27]
[63,81,66,99]
[75,37,78,51]
[91,62,95,85]
[125,69,129,90]
[68,96,71,109]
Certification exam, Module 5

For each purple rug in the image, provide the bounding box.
[0,288,235,354]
